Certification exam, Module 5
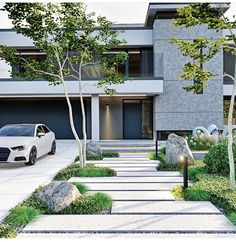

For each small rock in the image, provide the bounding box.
[37,181,80,213]
[86,141,102,156]
[166,133,194,164]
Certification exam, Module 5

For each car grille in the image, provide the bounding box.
[0,147,10,161]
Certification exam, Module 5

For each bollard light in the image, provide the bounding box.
[179,155,188,189]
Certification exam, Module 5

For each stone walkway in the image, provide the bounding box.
[0,140,77,222]
[20,153,236,238]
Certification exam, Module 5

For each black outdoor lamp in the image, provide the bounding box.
[179,155,188,189]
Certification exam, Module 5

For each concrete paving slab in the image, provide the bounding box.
[89,190,174,200]
[17,233,236,239]
[93,163,158,167]
[89,160,158,164]
[111,201,221,214]
[102,167,158,172]
[69,176,184,183]
[23,214,236,232]
[117,171,181,177]
[81,182,179,191]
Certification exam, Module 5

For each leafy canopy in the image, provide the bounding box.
[171,3,236,93]
[0,3,128,94]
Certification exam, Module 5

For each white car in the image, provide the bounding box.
[0,124,56,165]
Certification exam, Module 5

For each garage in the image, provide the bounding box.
[0,98,91,139]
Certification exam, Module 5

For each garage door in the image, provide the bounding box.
[0,98,91,139]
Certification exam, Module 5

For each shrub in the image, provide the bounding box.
[203,141,236,176]
[148,148,166,161]
[186,133,215,151]
[75,155,103,161]
[171,185,184,200]
[73,182,88,194]
[0,224,17,238]
[77,164,116,177]
[184,188,211,201]
[186,160,207,182]
[187,174,236,213]
[228,212,236,226]
[157,160,179,171]
[4,206,40,228]
[54,164,116,180]
[60,192,112,214]
[102,152,119,158]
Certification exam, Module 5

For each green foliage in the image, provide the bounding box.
[171,3,236,93]
[148,148,166,161]
[54,163,116,180]
[4,206,40,228]
[22,188,52,214]
[73,182,88,195]
[171,185,184,200]
[1,3,128,94]
[187,160,207,182]
[228,212,236,226]
[157,160,179,171]
[187,174,236,213]
[102,152,120,158]
[77,164,116,177]
[0,224,17,238]
[203,141,236,176]
[75,155,103,161]
[186,132,216,151]
[60,192,112,214]
[184,188,211,201]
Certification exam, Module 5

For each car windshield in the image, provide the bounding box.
[0,125,35,137]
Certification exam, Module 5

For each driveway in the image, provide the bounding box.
[0,140,77,222]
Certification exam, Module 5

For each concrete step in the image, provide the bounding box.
[69,176,183,183]
[111,201,221,214]
[89,159,157,164]
[91,163,158,167]
[23,214,236,233]
[99,140,155,147]
[117,171,181,177]
[102,147,155,153]
[81,182,179,191]
[99,167,158,172]
[89,190,174,201]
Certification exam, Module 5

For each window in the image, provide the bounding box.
[36,126,45,136]
[42,125,50,133]
[128,50,141,77]
[224,50,236,84]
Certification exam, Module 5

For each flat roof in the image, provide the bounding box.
[145,2,230,27]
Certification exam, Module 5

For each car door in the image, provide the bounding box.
[35,125,46,157]
[42,125,52,153]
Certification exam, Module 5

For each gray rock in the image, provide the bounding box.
[166,133,194,164]
[37,181,80,213]
[86,141,102,156]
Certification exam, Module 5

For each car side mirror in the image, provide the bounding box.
[37,132,45,138]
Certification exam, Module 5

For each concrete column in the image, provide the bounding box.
[91,94,100,141]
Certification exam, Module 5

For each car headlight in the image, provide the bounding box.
[11,146,25,151]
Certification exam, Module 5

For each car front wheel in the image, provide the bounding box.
[49,141,56,155]
[25,147,37,166]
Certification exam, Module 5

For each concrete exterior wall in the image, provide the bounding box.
[153,19,224,131]
[0,60,11,78]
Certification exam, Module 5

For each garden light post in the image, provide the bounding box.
[180,155,188,189]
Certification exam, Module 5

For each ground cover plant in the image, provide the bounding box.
[186,133,215,151]
[54,163,116,180]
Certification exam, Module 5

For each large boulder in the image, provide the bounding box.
[166,133,194,164]
[37,181,80,213]
[86,141,102,156]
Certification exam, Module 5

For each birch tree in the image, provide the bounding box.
[171,3,236,189]
[0,3,128,168]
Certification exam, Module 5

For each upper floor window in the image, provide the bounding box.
[224,50,236,84]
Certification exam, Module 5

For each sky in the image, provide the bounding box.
[0,1,235,28]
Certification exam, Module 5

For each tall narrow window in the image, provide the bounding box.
[128,50,141,77]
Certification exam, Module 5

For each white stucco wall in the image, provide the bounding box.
[0,60,11,78]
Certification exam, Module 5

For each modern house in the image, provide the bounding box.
[0,2,235,141]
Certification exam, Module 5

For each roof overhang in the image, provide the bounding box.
[145,2,230,27]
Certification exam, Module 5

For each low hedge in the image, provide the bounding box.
[0,224,17,238]
[185,174,236,214]
[102,152,119,158]
[203,141,236,176]
[54,164,116,180]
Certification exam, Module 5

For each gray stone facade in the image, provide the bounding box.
[153,19,224,132]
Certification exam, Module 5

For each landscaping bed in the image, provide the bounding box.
[149,142,236,226]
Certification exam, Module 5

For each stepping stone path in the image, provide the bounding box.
[21,154,236,238]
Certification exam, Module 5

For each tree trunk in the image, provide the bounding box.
[79,60,87,168]
[227,77,236,190]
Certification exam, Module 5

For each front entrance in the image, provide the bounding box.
[123,99,153,139]
[123,100,142,139]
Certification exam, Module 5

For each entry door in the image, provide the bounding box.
[123,100,142,139]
